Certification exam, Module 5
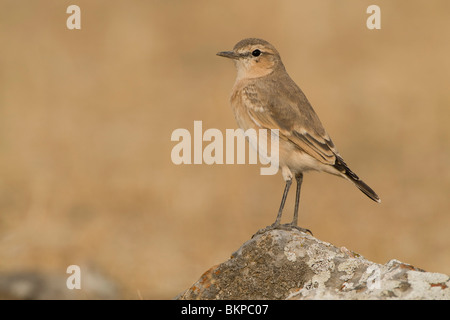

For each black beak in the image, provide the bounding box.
[216,51,240,60]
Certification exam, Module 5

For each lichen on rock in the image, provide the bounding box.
[177,228,450,300]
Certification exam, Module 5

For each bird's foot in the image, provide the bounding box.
[281,223,313,236]
[252,223,313,238]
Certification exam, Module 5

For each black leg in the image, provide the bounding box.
[272,179,292,227]
[253,174,312,238]
[292,173,303,226]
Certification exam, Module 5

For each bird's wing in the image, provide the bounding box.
[242,79,338,165]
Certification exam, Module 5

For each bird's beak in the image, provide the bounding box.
[216,51,240,60]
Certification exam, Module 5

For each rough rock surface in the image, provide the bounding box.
[177,228,450,300]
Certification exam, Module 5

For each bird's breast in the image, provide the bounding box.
[230,85,254,131]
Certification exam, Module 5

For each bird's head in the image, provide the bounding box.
[217,38,284,80]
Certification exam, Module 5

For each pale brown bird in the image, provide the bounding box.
[217,38,380,233]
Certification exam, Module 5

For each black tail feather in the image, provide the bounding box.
[334,155,381,203]
[351,177,381,203]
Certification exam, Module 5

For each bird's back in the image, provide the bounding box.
[232,68,340,167]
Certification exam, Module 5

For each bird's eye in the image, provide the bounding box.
[251,49,261,57]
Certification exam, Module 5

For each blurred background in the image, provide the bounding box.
[0,0,449,299]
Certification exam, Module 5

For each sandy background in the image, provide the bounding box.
[0,1,449,299]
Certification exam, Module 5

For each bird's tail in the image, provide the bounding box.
[351,176,381,203]
[334,155,381,203]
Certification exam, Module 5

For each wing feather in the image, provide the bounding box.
[241,77,339,165]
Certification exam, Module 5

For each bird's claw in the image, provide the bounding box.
[252,223,313,238]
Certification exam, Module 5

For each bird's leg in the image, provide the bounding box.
[283,172,312,235]
[292,172,303,226]
[253,176,312,238]
[271,178,292,227]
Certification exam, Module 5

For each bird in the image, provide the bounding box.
[217,38,380,234]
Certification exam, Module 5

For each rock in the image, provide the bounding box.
[177,228,450,300]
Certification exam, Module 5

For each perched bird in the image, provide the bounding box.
[217,38,380,233]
